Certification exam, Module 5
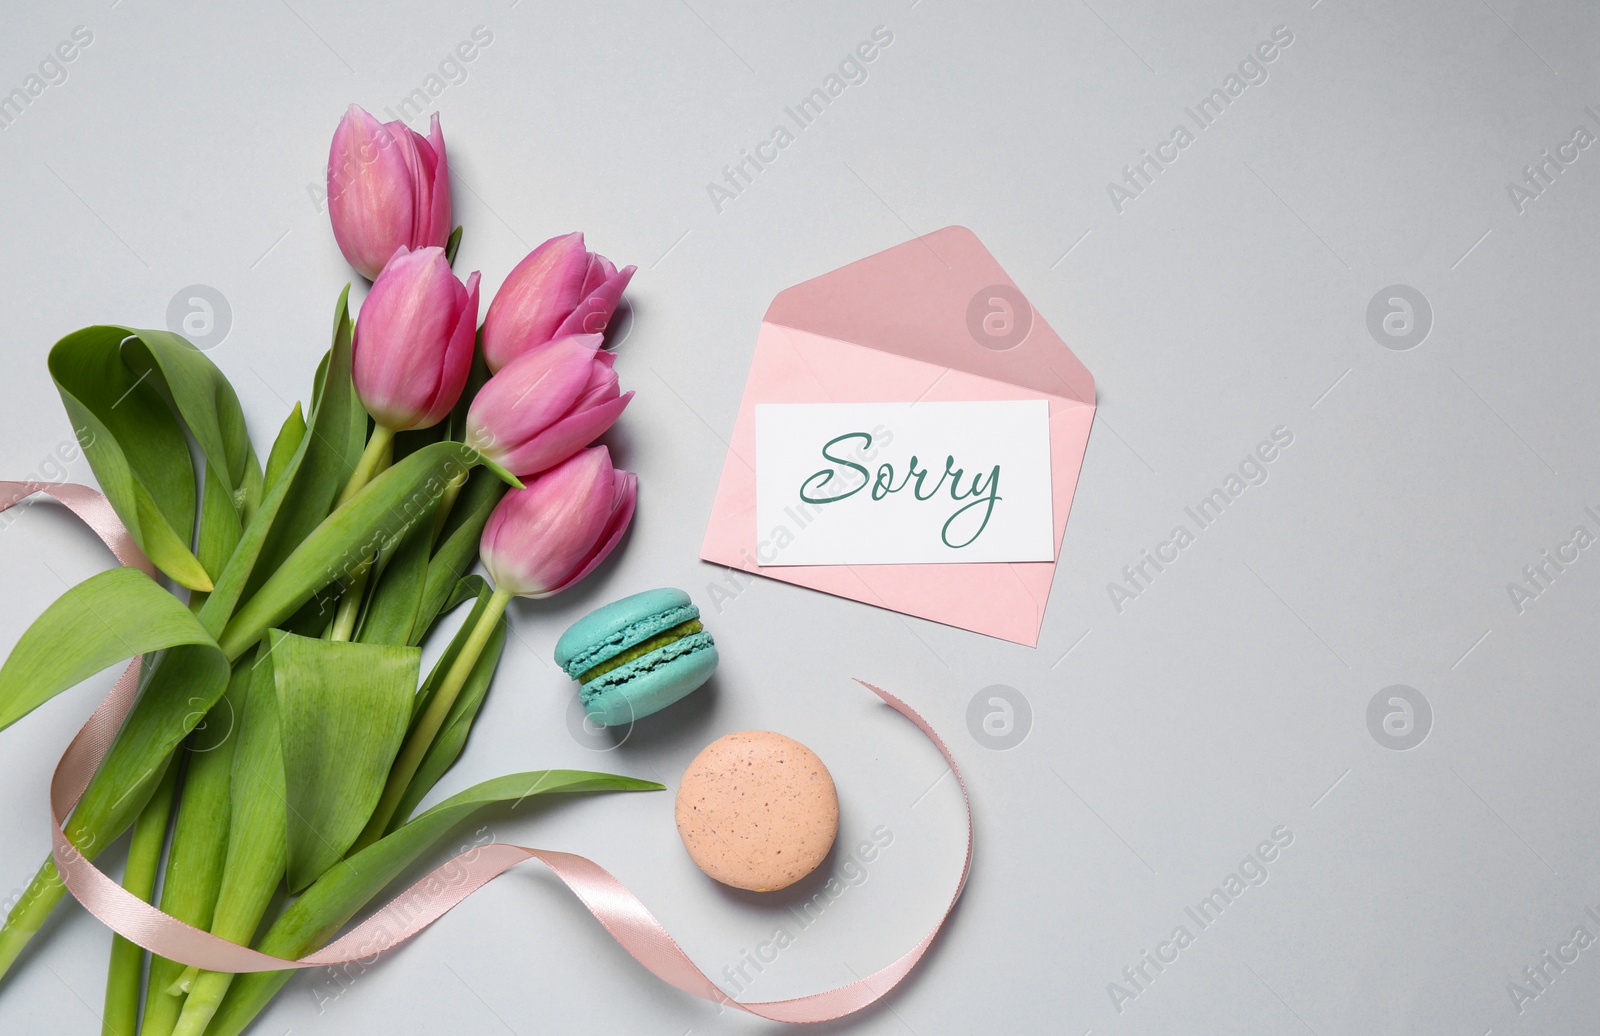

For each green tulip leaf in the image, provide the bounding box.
[353,425,451,644]
[48,328,205,589]
[218,441,518,659]
[0,568,223,732]
[413,469,508,644]
[74,644,234,846]
[354,512,433,647]
[48,326,262,592]
[207,769,663,1036]
[125,329,263,599]
[196,465,244,592]
[361,464,507,648]
[268,632,419,892]
[142,661,253,1034]
[205,644,289,964]
[197,288,361,641]
[117,328,261,508]
[443,574,490,612]
[390,581,507,828]
[0,293,357,970]
[262,402,306,497]
[0,566,229,949]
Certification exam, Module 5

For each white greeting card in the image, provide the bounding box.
[754,401,1054,566]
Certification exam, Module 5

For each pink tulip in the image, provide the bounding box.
[353,246,480,432]
[464,334,634,477]
[328,105,452,280]
[481,232,636,371]
[480,446,637,598]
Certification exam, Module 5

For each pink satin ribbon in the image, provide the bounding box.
[3,481,972,1023]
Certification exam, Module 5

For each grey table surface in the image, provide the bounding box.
[1,1,1598,1034]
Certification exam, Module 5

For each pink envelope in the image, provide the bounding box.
[699,226,1096,646]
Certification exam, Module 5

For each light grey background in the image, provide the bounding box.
[1,1,1597,1033]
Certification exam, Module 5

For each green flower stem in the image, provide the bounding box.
[0,297,355,987]
[102,757,179,1036]
[170,657,289,1036]
[140,667,251,1036]
[318,422,393,639]
[0,671,213,989]
[327,562,371,643]
[205,770,661,1036]
[428,473,468,547]
[0,858,65,979]
[326,425,396,642]
[353,587,512,850]
[166,965,197,998]
[2,439,488,984]
[170,965,235,1035]
[164,965,196,997]
[335,424,394,509]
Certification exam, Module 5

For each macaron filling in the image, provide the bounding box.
[577,618,704,684]
[559,602,700,679]
[579,630,716,705]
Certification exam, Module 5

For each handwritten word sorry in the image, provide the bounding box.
[798,431,1002,548]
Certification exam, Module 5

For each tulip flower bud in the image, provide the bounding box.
[480,446,637,598]
[353,246,480,433]
[481,232,636,371]
[328,105,452,280]
[465,334,634,477]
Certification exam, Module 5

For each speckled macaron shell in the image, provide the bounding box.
[675,731,839,892]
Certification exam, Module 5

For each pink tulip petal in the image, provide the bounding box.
[466,335,603,460]
[539,470,637,597]
[384,121,431,248]
[412,126,439,185]
[553,264,636,340]
[328,106,415,279]
[408,132,438,245]
[481,233,591,371]
[418,268,478,428]
[570,359,621,411]
[482,447,620,596]
[485,448,607,576]
[580,253,617,297]
[423,113,452,248]
[495,391,631,477]
[385,121,426,184]
[353,247,466,430]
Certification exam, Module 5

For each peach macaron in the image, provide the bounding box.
[675,731,839,892]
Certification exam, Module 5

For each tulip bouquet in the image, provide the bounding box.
[0,106,650,1036]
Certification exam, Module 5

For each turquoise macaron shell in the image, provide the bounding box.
[555,587,697,679]
[554,588,719,728]
[580,631,719,727]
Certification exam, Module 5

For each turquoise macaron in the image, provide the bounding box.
[554,588,719,727]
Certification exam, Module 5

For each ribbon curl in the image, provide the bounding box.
[1,480,972,1023]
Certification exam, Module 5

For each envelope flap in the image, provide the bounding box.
[764,226,1095,405]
